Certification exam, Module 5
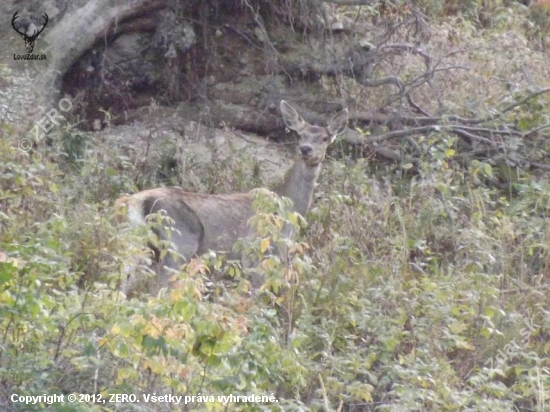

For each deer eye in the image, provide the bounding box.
[322,136,330,142]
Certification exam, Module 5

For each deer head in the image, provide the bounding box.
[12,11,49,54]
[280,100,348,167]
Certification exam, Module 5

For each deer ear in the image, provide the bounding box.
[327,108,348,138]
[280,100,308,132]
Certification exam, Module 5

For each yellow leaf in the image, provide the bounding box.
[260,237,270,254]
[456,340,475,350]
[449,322,467,334]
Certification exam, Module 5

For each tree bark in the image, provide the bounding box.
[35,0,166,107]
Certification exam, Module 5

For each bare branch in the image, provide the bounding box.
[449,128,497,148]
[498,87,550,116]
[379,43,432,72]
[344,129,403,161]
[524,123,550,138]
[345,124,502,150]
[361,125,441,144]
[407,95,431,116]
[530,162,550,171]
[472,87,550,124]
[361,76,404,92]
[455,126,522,137]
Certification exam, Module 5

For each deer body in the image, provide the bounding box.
[120,189,255,258]
[116,101,348,293]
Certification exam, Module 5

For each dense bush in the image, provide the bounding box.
[1,117,549,411]
[1,2,549,410]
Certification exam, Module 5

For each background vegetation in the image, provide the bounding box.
[1,0,550,411]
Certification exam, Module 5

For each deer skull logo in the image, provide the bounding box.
[12,11,49,54]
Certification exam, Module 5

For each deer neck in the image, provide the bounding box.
[273,158,321,217]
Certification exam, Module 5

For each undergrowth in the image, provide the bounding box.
[1,2,549,410]
[1,119,549,412]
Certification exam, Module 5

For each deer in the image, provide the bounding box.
[115,100,348,294]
